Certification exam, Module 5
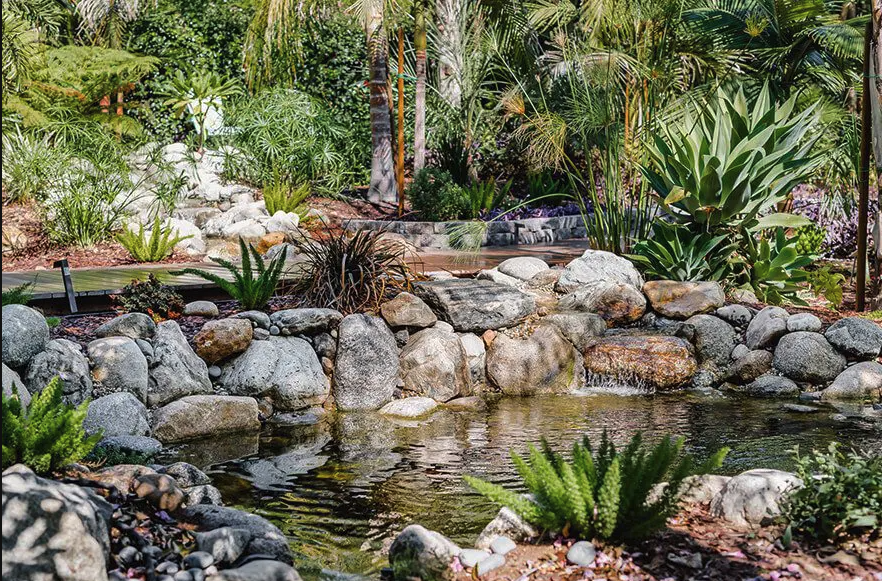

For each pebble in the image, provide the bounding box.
[190,570,206,581]
[476,553,506,576]
[253,328,270,341]
[156,562,180,574]
[782,403,818,414]
[173,571,193,581]
[460,549,491,568]
[158,576,174,581]
[208,365,222,379]
[566,541,597,566]
[182,551,215,569]
[798,391,822,401]
[269,325,280,336]
[489,536,516,555]
[117,545,140,566]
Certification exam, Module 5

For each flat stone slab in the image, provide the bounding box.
[415,279,536,332]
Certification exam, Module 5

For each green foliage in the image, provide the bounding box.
[176,238,287,310]
[112,274,185,320]
[117,217,192,262]
[85,445,154,467]
[735,227,814,305]
[462,178,513,220]
[466,431,729,542]
[1,131,65,202]
[794,223,825,256]
[631,221,735,282]
[784,443,881,542]
[2,377,101,474]
[263,180,310,217]
[162,68,242,149]
[407,168,467,222]
[295,227,414,315]
[44,171,133,247]
[45,316,61,328]
[807,266,847,310]
[2,283,34,306]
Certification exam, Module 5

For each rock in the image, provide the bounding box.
[582,335,697,390]
[24,339,92,405]
[206,560,301,581]
[477,267,523,288]
[400,328,471,402]
[133,473,185,512]
[389,524,460,581]
[782,403,819,413]
[84,464,156,494]
[87,336,149,401]
[743,375,799,397]
[165,217,204,255]
[1,464,113,581]
[381,292,437,329]
[136,338,154,361]
[486,326,582,395]
[2,224,27,254]
[643,281,725,319]
[459,549,490,568]
[232,311,271,330]
[311,332,336,360]
[220,336,329,410]
[527,268,562,289]
[786,313,822,333]
[2,304,49,368]
[475,507,537,550]
[543,313,607,352]
[222,219,266,241]
[710,469,803,527]
[731,344,750,360]
[265,210,300,234]
[184,484,224,506]
[489,536,516,555]
[415,279,536,332]
[269,308,343,335]
[334,315,398,411]
[745,307,789,350]
[196,527,251,565]
[255,232,287,255]
[680,474,733,504]
[773,332,846,384]
[434,320,454,333]
[558,281,646,325]
[497,257,550,281]
[160,462,210,487]
[2,363,30,408]
[195,319,254,364]
[459,333,486,385]
[93,312,156,340]
[820,361,882,400]
[566,541,596,567]
[824,317,882,360]
[556,249,644,293]
[180,504,292,563]
[208,365,222,379]
[183,551,215,569]
[93,435,162,458]
[184,301,219,317]
[726,350,773,384]
[685,315,736,367]
[148,321,212,407]
[379,397,438,418]
[152,396,260,443]
[715,305,753,327]
[84,392,150,436]
[476,553,506,575]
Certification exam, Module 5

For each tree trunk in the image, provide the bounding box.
[396,28,406,215]
[366,1,396,204]
[413,0,428,174]
[436,0,462,108]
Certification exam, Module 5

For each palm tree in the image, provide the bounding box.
[413,0,428,172]
[75,0,151,49]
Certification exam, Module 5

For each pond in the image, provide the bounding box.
[165,392,881,580]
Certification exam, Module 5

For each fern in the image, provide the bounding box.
[175,237,287,310]
[117,217,193,262]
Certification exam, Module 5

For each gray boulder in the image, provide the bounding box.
[195,526,250,564]
[2,304,49,368]
[773,332,846,384]
[556,249,644,293]
[399,328,471,402]
[269,308,343,335]
[745,306,789,350]
[2,363,30,409]
[743,374,799,398]
[180,504,292,563]
[824,317,882,360]
[379,397,439,418]
[147,320,212,407]
[715,304,753,327]
[93,312,156,340]
[87,336,149,401]
[486,326,582,395]
[184,484,224,506]
[475,507,538,550]
[232,310,272,330]
[208,560,302,581]
[1,464,113,581]
[820,361,882,400]
[710,469,802,527]
[559,281,647,325]
[497,256,550,281]
[152,395,260,443]
[726,350,773,384]
[220,336,330,410]
[544,312,607,352]
[183,300,219,317]
[477,267,522,288]
[84,392,150,436]
[459,333,486,385]
[643,280,725,319]
[381,292,437,328]
[334,315,399,411]
[160,462,210,487]
[25,339,92,405]
[786,313,822,333]
[415,279,536,332]
[389,524,460,581]
[685,315,736,367]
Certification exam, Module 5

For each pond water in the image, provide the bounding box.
[166,392,881,580]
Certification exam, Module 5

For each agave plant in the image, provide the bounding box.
[631,221,736,282]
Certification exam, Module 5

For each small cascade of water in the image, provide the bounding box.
[575,373,655,396]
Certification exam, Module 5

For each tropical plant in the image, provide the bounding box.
[117,217,192,262]
[44,172,134,247]
[631,221,736,282]
[2,10,42,97]
[294,227,414,315]
[735,227,815,305]
[807,266,847,310]
[407,167,467,222]
[466,431,729,542]
[263,179,310,217]
[462,178,513,220]
[794,222,826,256]
[112,274,185,320]
[2,283,34,306]
[76,0,153,48]
[163,69,242,150]
[2,377,102,474]
[176,238,288,310]
[1,131,64,202]
[784,443,881,542]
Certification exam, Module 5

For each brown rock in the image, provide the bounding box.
[726,350,773,384]
[1,225,27,254]
[443,396,488,412]
[81,464,157,494]
[559,281,646,325]
[380,292,437,328]
[152,395,261,443]
[194,319,254,364]
[256,232,287,255]
[643,280,725,320]
[486,326,582,395]
[482,329,497,347]
[133,473,185,512]
[582,335,697,389]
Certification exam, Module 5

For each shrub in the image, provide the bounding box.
[2,377,101,474]
[176,238,287,310]
[462,178,513,220]
[263,180,310,216]
[44,171,134,247]
[466,431,728,542]
[407,168,466,222]
[784,443,881,542]
[2,282,33,306]
[631,221,735,282]
[807,267,846,309]
[1,131,64,202]
[117,217,192,262]
[112,274,185,320]
[294,227,414,315]
[735,227,814,305]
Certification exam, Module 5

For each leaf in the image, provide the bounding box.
[751,213,814,231]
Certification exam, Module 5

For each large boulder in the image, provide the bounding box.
[772,332,846,384]
[824,317,882,360]
[497,257,550,281]
[725,350,773,384]
[381,292,437,329]
[334,314,399,411]
[179,504,292,564]
[685,314,736,368]
[2,363,30,408]
[414,279,536,332]
[399,328,471,402]
[745,307,789,350]
[24,339,92,405]
[147,320,212,407]
[152,395,260,443]
[220,336,330,410]
[743,374,799,398]
[559,281,646,325]
[87,336,149,401]
[389,524,460,581]
[269,308,343,335]
[643,281,725,319]
[486,326,582,395]
[556,249,644,293]
[83,392,150,436]
[820,361,882,400]
[2,304,49,369]
[93,312,156,340]
[459,333,486,385]
[194,318,254,364]
[2,464,113,581]
[582,335,697,390]
[208,561,302,581]
[543,312,607,352]
[710,469,803,527]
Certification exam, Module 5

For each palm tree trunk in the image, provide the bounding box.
[413,0,428,174]
[366,1,396,204]
[436,0,462,108]
[396,27,406,216]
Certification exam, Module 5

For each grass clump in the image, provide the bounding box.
[2,283,34,306]
[263,179,310,216]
